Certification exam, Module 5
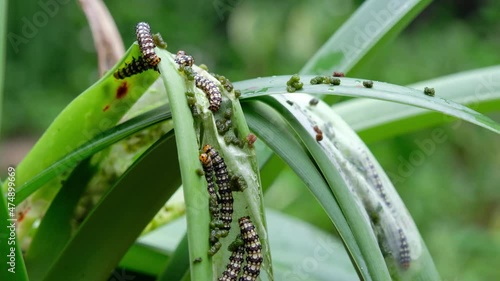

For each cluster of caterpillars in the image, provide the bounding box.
[114,23,223,113]
[199,145,234,255]
[218,217,263,281]
[174,50,222,112]
[199,146,262,280]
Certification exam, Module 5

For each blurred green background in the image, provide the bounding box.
[2,0,500,280]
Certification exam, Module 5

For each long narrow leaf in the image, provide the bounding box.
[333,66,500,142]
[25,158,94,281]
[266,94,440,280]
[258,95,392,280]
[300,0,431,75]
[42,132,180,281]
[235,75,500,135]
[157,49,212,281]
[5,44,160,245]
[243,100,371,280]
[157,233,189,281]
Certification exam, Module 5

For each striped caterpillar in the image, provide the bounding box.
[203,145,233,231]
[175,50,194,67]
[136,22,160,66]
[195,74,222,112]
[113,56,158,80]
[218,236,245,281]
[114,22,160,79]
[218,217,262,281]
[173,50,221,112]
[199,153,221,219]
[238,216,262,281]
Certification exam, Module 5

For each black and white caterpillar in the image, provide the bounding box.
[173,50,221,112]
[136,22,161,66]
[238,216,262,281]
[199,153,220,219]
[218,237,245,281]
[113,56,158,80]
[203,144,233,231]
[175,50,194,67]
[195,74,222,112]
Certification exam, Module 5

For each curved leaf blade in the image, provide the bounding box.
[42,132,180,281]
[300,0,431,75]
[235,75,500,135]
[157,49,212,281]
[243,100,371,280]
[333,66,500,142]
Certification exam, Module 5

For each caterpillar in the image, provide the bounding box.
[175,50,194,67]
[238,216,262,281]
[113,56,158,79]
[203,145,233,231]
[199,153,220,219]
[362,150,392,209]
[136,22,161,66]
[398,228,411,270]
[195,74,222,112]
[218,237,245,281]
[153,33,167,49]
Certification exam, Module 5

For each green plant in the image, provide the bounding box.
[2,1,500,281]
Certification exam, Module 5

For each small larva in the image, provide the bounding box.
[424,87,435,97]
[175,52,194,67]
[136,22,161,66]
[195,74,222,112]
[398,228,411,270]
[218,241,245,281]
[362,151,392,209]
[309,98,319,106]
[239,216,262,281]
[113,56,158,79]
[153,33,167,49]
[363,80,373,88]
[203,145,233,231]
[199,153,221,218]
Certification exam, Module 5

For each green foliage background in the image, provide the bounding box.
[2,0,500,280]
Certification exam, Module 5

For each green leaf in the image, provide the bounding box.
[158,49,273,280]
[267,210,357,281]
[25,158,95,281]
[3,43,161,246]
[42,132,180,281]
[300,0,431,75]
[138,210,359,281]
[119,243,169,277]
[235,75,500,135]
[157,233,190,281]
[333,66,500,142]
[256,96,393,280]
[6,43,159,193]
[157,49,212,281]
[263,94,441,280]
[243,100,371,280]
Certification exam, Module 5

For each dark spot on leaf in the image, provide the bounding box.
[116,82,128,99]
[103,105,110,112]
